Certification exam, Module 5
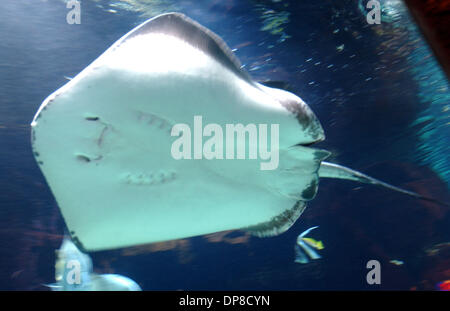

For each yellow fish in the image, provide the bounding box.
[301,237,324,250]
[295,226,323,264]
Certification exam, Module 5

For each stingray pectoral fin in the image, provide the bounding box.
[319,162,449,207]
[260,80,293,92]
[244,201,307,237]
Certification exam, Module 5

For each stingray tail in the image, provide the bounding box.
[319,162,449,207]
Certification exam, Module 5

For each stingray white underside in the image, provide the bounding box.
[32,21,326,251]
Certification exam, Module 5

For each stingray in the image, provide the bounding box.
[31,13,442,251]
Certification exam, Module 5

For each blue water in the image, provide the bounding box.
[0,0,448,290]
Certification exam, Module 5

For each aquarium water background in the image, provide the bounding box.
[0,0,448,290]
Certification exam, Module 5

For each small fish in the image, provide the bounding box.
[294,226,323,264]
[47,237,141,291]
[336,44,345,52]
[389,259,404,266]
[436,280,450,291]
